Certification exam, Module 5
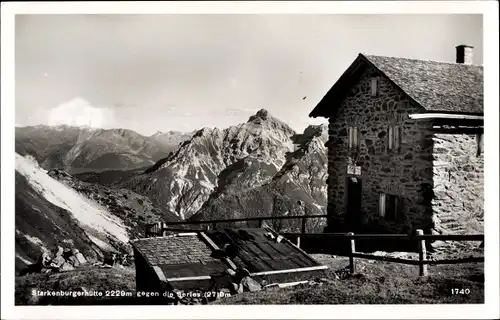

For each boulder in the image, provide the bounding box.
[68,256,80,267]
[60,262,75,272]
[39,251,52,268]
[50,255,66,268]
[240,276,262,292]
[53,246,64,257]
[73,249,87,264]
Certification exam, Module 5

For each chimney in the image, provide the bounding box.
[456,45,474,65]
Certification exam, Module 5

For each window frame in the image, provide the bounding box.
[348,125,361,152]
[379,193,401,221]
[387,124,402,153]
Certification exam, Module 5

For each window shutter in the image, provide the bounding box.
[394,196,399,220]
[348,127,353,150]
[371,78,378,97]
[394,126,401,152]
[353,127,357,149]
[388,126,393,151]
[397,197,404,222]
[379,193,386,217]
[356,127,360,150]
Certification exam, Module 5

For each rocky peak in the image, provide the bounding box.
[248,109,270,122]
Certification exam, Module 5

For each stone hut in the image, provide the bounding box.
[309,45,484,237]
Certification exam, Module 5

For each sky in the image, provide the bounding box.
[15,14,483,136]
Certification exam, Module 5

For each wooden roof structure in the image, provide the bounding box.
[130,227,327,291]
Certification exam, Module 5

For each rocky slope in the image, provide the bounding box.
[14,153,178,272]
[118,110,328,225]
[15,125,192,173]
[192,123,328,232]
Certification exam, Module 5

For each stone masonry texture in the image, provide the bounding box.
[324,66,484,235]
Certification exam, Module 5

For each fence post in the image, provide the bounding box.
[301,217,307,235]
[296,236,301,248]
[417,229,428,277]
[348,232,356,274]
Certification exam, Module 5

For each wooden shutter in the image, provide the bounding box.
[393,196,399,220]
[355,127,360,150]
[388,126,393,151]
[379,193,386,217]
[394,126,401,152]
[371,78,378,97]
[348,127,353,150]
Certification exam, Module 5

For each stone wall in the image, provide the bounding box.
[431,134,484,234]
[325,67,437,234]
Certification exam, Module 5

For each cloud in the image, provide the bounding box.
[47,97,115,128]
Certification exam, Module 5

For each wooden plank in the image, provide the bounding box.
[425,257,484,265]
[264,228,320,266]
[250,265,328,276]
[282,233,484,242]
[283,233,410,239]
[417,229,428,276]
[351,253,420,265]
[199,232,238,270]
[417,234,484,241]
[160,214,329,226]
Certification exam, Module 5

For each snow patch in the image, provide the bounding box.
[16,254,33,265]
[23,234,49,252]
[87,234,113,251]
[313,203,324,210]
[15,153,129,244]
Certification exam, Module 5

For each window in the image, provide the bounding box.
[388,125,402,153]
[371,77,379,97]
[379,193,401,221]
[348,126,361,151]
[476,133,484,156]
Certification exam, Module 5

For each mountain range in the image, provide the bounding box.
[15,125,193,174]
[15,109,329,272]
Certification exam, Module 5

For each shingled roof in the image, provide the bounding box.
[131,228,327,291]
[309,53,484,118]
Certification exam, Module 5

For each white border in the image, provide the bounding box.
[1,1,498,320]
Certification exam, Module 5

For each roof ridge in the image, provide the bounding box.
[361,53,483,67]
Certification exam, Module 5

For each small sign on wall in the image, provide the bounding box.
[347,164,362,176]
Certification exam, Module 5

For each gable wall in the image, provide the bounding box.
[325,66,436,234]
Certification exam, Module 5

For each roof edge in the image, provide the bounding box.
[308,54,366,118]
[358,54,427,113]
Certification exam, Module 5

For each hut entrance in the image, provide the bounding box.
[346,177,362,227]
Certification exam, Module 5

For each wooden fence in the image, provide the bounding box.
[144,218,484,277]
[144,214,329,237]
[282,229,484,276]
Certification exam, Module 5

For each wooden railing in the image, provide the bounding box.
[282,229,484,276]
[144,214,329,237]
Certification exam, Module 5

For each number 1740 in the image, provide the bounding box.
[451,288,470,295]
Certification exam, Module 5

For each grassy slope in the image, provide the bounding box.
[215,255,484,304]
[15,266,136,305]
[15,254,483,305]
